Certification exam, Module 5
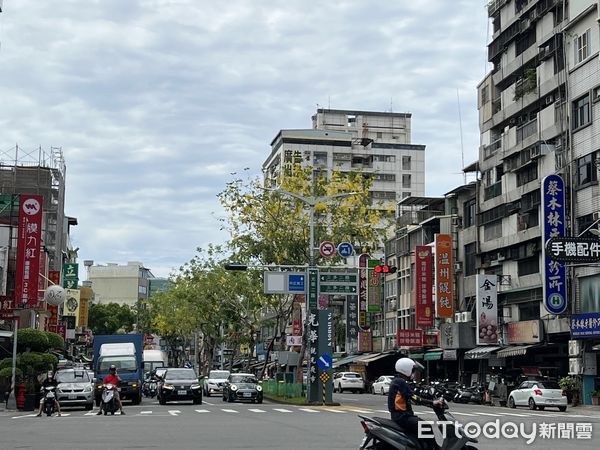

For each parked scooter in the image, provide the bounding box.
[101,383,118,415]
[41,386,57,416]
[358,398,478,449]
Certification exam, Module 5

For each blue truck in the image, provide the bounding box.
[93,334,144,405]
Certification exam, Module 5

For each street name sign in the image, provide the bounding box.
[320,284,357,293]
[264,272,306,294]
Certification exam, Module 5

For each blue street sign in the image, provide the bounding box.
[316,353,333,370]
[288,274,306,292]
[337,242,354,258]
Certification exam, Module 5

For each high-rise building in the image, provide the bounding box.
[88,261,153,307]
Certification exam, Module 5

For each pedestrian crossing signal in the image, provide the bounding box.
[374,265,397,274]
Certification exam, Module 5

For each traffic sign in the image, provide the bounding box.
[320,284,357,293]
[316,354,333,370]
[319,241,336,258]
[337,242,354,258]
[319,372,330,383]
[319,272,358,283]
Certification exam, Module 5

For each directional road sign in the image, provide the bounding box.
[320,284,357,293]
[319,272,358,283]
[337,242,354,258]
[319,241,336,258]
[316,354,333,370]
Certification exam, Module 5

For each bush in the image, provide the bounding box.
[0,358,13,371]
[40,353,58,371]
[17,328,50,352]
[45,332,64,350]
[559,376,579,391]
[0,367,22,380]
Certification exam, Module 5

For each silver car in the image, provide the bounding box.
[55,368,94,410]
[203,370,230,397]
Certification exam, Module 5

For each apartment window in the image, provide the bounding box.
[572,94,591,130]
[516,30,536,56]
[516,164,538,187]
[402,155,412,170]
[313,152,327,166]
[402,174,411,188]
[576,152,598,186]
[376,132,383,138]
[518,257,539,276]
[402,191,411,199]
[518,301,539,321]
[484,220,502,241]
[574,29,590,64]
[464,243,476,276]
[464,198,476,228]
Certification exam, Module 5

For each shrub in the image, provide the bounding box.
[45,332,64,350]
[17,328,50,352]
[0,358,13,371]
[0,367,22,380]
[40,353,58,371]
[559,376,579,392]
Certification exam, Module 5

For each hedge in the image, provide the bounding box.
[0,367,23,380]
[45,331,65,350]
[17,328,50,352]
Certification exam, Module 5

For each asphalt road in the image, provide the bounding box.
[1,394,599,449]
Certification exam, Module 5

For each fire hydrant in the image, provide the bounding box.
[16,383,26,410]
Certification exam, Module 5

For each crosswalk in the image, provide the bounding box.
[12,406,600,420]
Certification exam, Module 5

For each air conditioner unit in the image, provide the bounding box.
[503,306,512,318]
[545,94,554,105]
[454,313,462,323]
[497,252,506,261]
[593,212,600,221]
[460,312,470,322]
[452,217,463,227]
[454,261,463,272]
[569,358,583,375]
[569,340,582,357]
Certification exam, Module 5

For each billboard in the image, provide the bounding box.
[435,234,454,318]
[397,329,423,347]
[367,258,382,312]
[476,274,498,345]
[415,246,433,327]
[15,195,44,307]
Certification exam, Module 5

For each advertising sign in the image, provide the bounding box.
[415,246,433,327]
[77,298,89,328]
[476,274,498,345]
[48,270,61,286]
[358,254,369,328]
[367,259,382,312]
[542,175,567,315]
[15,195,44,307]
[507,320,543,344]
[63,289,80,317]
[47,304,59,326]
[423,332,439,347]
[286,335,302,346]
[346,295,359,350]
[435,234,454,318]
[358,330,372,352]
[63,263,79,289]
[546,237,600,263]
[308,269,319,310]
[397,329,423,347]
[570,312,600,338]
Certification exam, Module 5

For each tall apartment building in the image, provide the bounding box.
[88,261,153,307]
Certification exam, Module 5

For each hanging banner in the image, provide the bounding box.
[367,258,382,312]
[15,195,44,307]
[415,246,433,327]
[77,298,89,328]
[63,263,79,289]
[542,174,567,315]
[346,295,359,345]
[397,329,423,347]
[47,304,59,326]
[358,330,372,352]
[48,270,61,286]
[63,289,80,317]
[435,234,454,318]
[476,274,498,345]
[358,253,369,328]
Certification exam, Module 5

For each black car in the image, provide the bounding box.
[157,368,203,405]
[222,373,263,404]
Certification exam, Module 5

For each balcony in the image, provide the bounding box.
[488,0,508,16]
[484,181,502,201]
[484,138,502,160]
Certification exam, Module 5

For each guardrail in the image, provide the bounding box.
[261,380,304,399]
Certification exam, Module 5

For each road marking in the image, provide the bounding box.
[273,408,292,413]
[298,408,319,413]
[195,409,210,413]
[326,409,347,414]
[348,409,373,414]
[248,408,265,413]
[472,412,498,416]
[12,414,38,419]
[222,409,238,413]
[203,401,215,406]
[498,412,530,417]
[168,410,181,416]
[376,410,389,414]
[84,411,97,416]
[451,412,477,417]
[140,411,152,414]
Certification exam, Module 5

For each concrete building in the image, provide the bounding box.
[88,261,153,307]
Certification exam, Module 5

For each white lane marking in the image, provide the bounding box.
[58,413,70,417]
[222,409,238,413]
[273,408,292,413]
[298,408,319,413]
[327,409,347,414]
[248,408,265,413]
[472,412,499,416]
[168,410,181,416]
[194,409,210,413]
[348,409,373,414]
[203,401,215,406]
[450,412,477,417]
[84,411,97,416]
[498,412,530,417]
[140,411,152,414]
[377,410,389,414]
[12,414,38,419]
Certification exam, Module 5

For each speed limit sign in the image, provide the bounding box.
[319,241,336,258]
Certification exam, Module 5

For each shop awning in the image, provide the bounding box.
[408,352,424,359]
[332,354,364,369]
[496,345,538,358]
[464,346,501,360]
[355,353,390,365]
[424,351,443,361]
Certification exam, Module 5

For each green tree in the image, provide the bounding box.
[88,303,136,335]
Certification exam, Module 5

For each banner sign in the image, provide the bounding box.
[508,320,543,344]
[358,254,369,328]
[0,296,16,319]
[542,175,567,315]
[367,259,382,312]
[358,330,372,352]
[63,263,79,289]
[435,234,454,318]
[415,246,433,327]
[48,271,61,286]
[545,237,600,263]
[346,295,359,344]
[397,329,423,347]
[47,304,59,326]
[63,289,80,317]
[77,298,89,328]
[286,335,302,346]
[423,332,439,347]
[15,195,44,307]
[570,312,600,338]
[476,274,498,345]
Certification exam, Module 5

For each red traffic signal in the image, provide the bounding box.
[374,265,397,274]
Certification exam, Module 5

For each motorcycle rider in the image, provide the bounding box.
[388,358,442,449]
[96,365,125,415]
[36,371,61,417]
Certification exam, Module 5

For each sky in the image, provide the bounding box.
[0,0,491,278]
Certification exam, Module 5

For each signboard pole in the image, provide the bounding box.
[6,318,18,410]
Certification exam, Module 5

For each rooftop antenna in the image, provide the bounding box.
[390,97,393,113]
[457,88,466,185]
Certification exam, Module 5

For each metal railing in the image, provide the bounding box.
[261,380,305,399]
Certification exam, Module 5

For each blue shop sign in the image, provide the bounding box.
[570,313,600,338]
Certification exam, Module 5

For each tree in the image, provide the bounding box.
[88,303,136,335]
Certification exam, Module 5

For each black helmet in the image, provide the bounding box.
[109,365,117,373]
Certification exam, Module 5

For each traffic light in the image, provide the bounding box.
[224,263,248,271]
[374,264,397,274]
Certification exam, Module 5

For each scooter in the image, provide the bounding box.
[358,399,478,449]
[101,383,118,415]
[41,386,57,416]
[142,378,158,398]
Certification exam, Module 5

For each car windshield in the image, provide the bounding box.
[98,356,137,373]
[165,369,197,380]
[56,370,91,383]
[209,371,230,379]
[230,375,257,384]
[538,381,560,389]
[344,373,361,378]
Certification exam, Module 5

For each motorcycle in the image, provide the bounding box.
[142,378,158,398]
[358,398,478,449]
[101,384,118,415]
[41,386,57,416]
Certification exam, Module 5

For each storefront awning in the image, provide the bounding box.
[424,351,442,361]
[464,346,501,360]
[496,345,538,358]
[332,354,364,369]
[355,353,390,365]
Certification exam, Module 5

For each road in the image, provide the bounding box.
[1,393,599,449]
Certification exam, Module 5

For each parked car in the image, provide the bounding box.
[203,370,230,397]
[333,372,365,394]
[508,380,567,412]
[157,368,203,405]
[371,375,394,395]
[222,373,263,404]
[55,368,94,410]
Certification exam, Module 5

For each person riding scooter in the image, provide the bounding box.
[96,365,125,415]
[36,371,61,417]
[388,358,442,449]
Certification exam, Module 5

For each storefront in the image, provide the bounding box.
[439,322,476,384]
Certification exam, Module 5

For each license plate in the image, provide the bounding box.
[68,394,77,399]
[243,392,252,398]
[177,390,187,395]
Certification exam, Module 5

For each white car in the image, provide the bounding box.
[508,380,567,412]
[333,372,365,394]
[371,375,394,395]
[203,370,231,397]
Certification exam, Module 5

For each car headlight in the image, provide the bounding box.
[163,384,175,390]
[230,384,238,391]
[256,385,262,392]
[84,386,93,393]
[191,384,201,390]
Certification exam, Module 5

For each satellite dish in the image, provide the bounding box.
[44,285,66,306]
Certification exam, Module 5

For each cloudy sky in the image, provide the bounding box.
[0,0,490,278]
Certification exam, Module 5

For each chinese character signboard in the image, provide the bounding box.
[358,254,369,328]
[435,234,454,318]
[423,332,439,347]
[476,274,498,345]
[358,330,372,352]
[545,237,600,263]
[63,289,80,317]
[570,313,600,338]
[346,294,359,347]
[367,259,382,312]
[415,246,433,327]
[308,269,318,310]
[508,320,543,344]
[542,175,567,315]
[63,263,79,289]
[397,329,423,347]
[77,297,89,328]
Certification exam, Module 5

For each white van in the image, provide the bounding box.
[143,349,168,373]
